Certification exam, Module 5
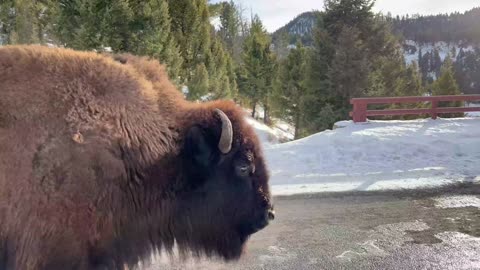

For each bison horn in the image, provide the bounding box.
[215,109,233,154]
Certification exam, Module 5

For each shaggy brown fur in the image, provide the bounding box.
[0,45,272,270]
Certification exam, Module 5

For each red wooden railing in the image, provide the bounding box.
[350,95,480,123]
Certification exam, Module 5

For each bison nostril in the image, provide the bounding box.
[267,209,275,221]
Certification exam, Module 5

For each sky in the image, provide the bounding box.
[211,0,480,32]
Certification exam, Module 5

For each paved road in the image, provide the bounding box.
[141,184,480,270]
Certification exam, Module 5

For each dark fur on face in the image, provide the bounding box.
[0,45,272,270]
[172,103,273,261]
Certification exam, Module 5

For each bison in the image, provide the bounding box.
[0,45,274,270]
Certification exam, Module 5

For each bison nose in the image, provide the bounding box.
[267,209,275,221]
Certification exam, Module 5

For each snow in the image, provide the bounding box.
[247,116,294,145]
[181,86,189,96]
[210,16,221,31]
[434,195,480,209]
[404,52,419,65]
[265,118,480,195]
[427,71,437,80]
[403,40,478,65]
[246,106,295,144]
[466,102,480,117]
[434,232,480,247]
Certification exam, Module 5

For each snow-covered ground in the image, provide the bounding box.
[434,195,480,209]
[246,117,293,145]
[245,106,295,144]
[263,118,480,195]
[466,102,480,118]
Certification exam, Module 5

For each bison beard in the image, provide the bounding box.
[0,46,274,270]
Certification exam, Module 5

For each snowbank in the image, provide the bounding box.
[266,118,480,195]
[246,117,294,145]
[466,102,480,118]
[245,106,294,145]
[434,195,480,209]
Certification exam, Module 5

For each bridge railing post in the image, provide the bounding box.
[431,100,438,120]
[352,101,367,123]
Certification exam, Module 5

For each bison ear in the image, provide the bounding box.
[184,125,217,169]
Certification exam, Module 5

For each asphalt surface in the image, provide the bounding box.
[141,184,480,270]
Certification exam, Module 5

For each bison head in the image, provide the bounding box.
[173,107,274,260]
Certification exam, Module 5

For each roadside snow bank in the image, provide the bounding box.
[246,117,294,145]
[266,118,480,195]
[434,195,480,209]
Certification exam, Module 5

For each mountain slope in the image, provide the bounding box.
[271,7,480,47]
[391,7,480,44]
[271,11,320,54]
[270,8,480,93]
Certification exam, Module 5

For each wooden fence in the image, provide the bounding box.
[350,95,480,123]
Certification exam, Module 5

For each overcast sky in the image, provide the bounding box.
[211,0,480,32]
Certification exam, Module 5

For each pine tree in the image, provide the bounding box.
[56,0,132,51]
[432,57,461,95]
[0,0,55,45]
[391,62,426,119]
[206,36,232,99]
[418,48,423,65]
[402,62,424,97]
[11,0,39,44]
[302,0,416,127]
[0,0,16,44]
[55,0,183,81]
[420,51,432,84]
[262,53,277,124]
[273,42,308,139]
[240,15,274,120]
[455,48,480,95]
[367,54,406,97]
[392,8,480,44]
[329,26,369,112]
[167,0,212,82]
[128,0,182,82]
[102,0,133,51]
[209,2,243,100]
[167,0,237,97]
[218,1,240,58]
[432,57,464,118]
[226,56,239,99]
[187,63,209,101]
[303,16,336,133]
[362,14,399,61]
[323,0,375,42]
[432,48,442,78]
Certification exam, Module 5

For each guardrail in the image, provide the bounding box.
[350,95,480,123]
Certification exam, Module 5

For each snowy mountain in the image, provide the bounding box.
[272,11,318,38]
[271,8,480,93]
[271,11,319,56]
[392,8,480,45]
[403,40,478,65]
[271,8,480,63]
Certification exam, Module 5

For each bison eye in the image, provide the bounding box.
[235,163,251,177]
